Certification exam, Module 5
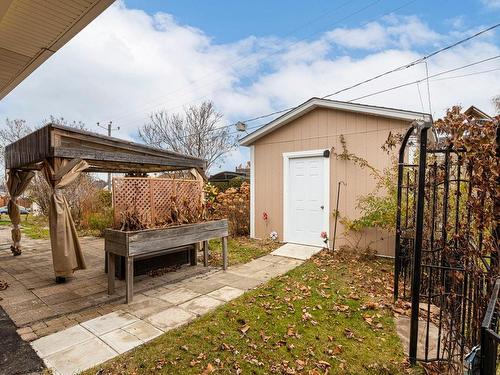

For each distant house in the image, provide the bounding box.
[464,105,493,123]
[240,97,430,255]
[235,162,251,177]
[209,164,250,190]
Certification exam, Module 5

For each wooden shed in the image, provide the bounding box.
[240,97,430,256]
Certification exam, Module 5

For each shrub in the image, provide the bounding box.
[209,182,250,236]
[86,209,114,235]
[211,176,247,192]
[79,189,114,235]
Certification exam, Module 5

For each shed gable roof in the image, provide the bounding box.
[240,98,430,146]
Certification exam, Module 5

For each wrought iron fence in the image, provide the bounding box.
[480,279,500,374]
[394,116,499,372]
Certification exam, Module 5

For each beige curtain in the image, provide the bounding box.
[42,158,89,277]
[6,169,35,255]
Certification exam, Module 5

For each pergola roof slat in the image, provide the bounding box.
[5,123,206,173]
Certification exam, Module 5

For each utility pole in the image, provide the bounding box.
[97,121,120,191]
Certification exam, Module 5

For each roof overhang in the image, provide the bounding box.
[0,0,115,100]
[240,97,431,146]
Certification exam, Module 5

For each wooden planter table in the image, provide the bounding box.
[104,219,228,303]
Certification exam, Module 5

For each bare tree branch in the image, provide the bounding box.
[139,101,236,171]
[0,119,33,165]
[493,95,500,114]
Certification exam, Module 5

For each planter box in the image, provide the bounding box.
[104,219,229,303]
[105,246,192,280]
[104,219,228,257]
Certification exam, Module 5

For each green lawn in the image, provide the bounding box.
[0,215,50,240]
[0,215,104,240]
[208,237,280,266]
[86,250,414,374]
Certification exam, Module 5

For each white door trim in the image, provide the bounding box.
[249,145,256,238]
[283,149,330,245]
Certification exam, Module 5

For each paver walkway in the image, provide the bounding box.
[30,244,313,375]
[271,242,322,260]
[0,226,213,339]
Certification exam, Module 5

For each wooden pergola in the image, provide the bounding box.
[5,123,206,282]
[5,123,206,174]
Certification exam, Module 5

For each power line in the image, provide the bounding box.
[107,0,379,124]
[234,59,500,141]
[236,84,500,146]
[347,54,500,102]
[243,25,500,125]
[424,61,433,115]
[239,24,500,129]
[321,22,500,100]
[138,23,500,144]
[416,82,425,112]
[184,54,500,142]
[430,67,500,81]
[237,123,421,146]
[111,0,419,126]
[233,38,500,134]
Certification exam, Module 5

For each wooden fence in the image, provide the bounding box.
[0,196,31,208]
[112,177,203,226]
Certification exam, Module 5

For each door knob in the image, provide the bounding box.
[320,205,324,210]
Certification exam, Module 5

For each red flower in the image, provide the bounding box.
[262,212,269,221]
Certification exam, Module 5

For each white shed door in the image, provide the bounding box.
[287,156,326,247]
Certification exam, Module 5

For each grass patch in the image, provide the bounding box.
[0,215,106,240]
[0,215,50,240]
[207,237,280,266]
[87,250,415,374]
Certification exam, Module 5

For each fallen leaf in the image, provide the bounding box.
[189,359,199,367]
[260,331,270,342]
[201,363,215,374]
[344,329,354,339]
[333,345,343,355]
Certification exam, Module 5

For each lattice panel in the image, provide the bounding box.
[113,177,202,226]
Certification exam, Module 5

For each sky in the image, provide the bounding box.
[0,0,499,174]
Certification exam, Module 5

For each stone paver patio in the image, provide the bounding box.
[31,248,307,374]
[0,225,316,375]
[0,226,214,340]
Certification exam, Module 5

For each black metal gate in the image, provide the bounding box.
[394,115,499,372]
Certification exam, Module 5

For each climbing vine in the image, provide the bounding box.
[331,134,400,250]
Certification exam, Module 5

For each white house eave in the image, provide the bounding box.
[240,98,430,146]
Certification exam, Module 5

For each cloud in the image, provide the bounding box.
[0,2,499,174]
[326,16,442,50]
[326,22,389,50]
[446,16,466,30]
[481,0,500,8]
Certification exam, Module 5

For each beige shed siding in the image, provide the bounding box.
[252,107,410,256]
